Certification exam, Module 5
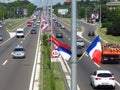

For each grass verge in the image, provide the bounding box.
[97,27,120,44]
[62,18,82,31]
[7,18,28,30]
[39,33,66,90]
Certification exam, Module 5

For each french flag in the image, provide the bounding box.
[86,36,102,65]
[57,46,72,61]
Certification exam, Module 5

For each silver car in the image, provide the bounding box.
[0,34,3,41]
[77,38,85,47]
[11,45,26,59]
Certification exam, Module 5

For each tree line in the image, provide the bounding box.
[0,0,36,21]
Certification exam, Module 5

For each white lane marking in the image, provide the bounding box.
[20,41,23,44]
[116,81,120,87]
[2,60,8,66]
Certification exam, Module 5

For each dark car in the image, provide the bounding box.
[0,34,3,41]
[57,23,61,27]
[56,33,63,38]
[77,44,83,57]
[30,29,37,34]
[88,31,95,36]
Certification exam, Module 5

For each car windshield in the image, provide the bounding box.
[31,29,36,31]
[97,73,112,77]
[14,48,24,51]
[17,31,23,33]
[77,39,83,42]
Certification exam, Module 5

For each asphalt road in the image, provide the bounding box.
[0,20,39,90]
[53,18,120,90]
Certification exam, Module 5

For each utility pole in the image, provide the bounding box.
[99,5,102,28]
[71,0,77,90]
[85,7,87,23]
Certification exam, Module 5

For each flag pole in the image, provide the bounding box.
[77,51,86,63]
[71,0,77,90]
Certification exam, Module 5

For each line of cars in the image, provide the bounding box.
[55,18,117,89]
[13,18,38,59]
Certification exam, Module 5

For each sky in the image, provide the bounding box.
[29,0,66,7]
[1,0,66,7]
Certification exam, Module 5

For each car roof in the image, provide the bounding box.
[77,38,84,41]
[96,70,112,74]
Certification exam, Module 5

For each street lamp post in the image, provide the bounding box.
[71,0,77,90]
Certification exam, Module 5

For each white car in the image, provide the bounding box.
[77,38,85,47]
[16,28,24,38]
[90,70,116,89]
[11,45,26,59]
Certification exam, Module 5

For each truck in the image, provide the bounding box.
[101,42,120,64]
[27,19,32,26]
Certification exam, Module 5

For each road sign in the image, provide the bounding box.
[51,48,60,62]
[51,48,60,58]
[77,21,81,26]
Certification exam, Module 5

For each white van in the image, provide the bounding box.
[16,28,24,38]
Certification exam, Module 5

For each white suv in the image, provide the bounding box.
[16,28,24,38]
[90,70,116,89]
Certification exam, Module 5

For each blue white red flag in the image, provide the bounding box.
[86,36,102,65]
[57,46,72,61]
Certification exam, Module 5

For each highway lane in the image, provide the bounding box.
[0,21,39,90]
[53,18,120,90]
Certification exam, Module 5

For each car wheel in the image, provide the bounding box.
[13,56,15,59]
[112,86,115,90]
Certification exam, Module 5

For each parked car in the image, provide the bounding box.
[0,34,3,41]
[90,70,116,89]
[77,44,83,57]
[30,29,37,34]
[88,31,95,36]
[56,33,63,38]
[11,45,26,59]
[77,38,85,47]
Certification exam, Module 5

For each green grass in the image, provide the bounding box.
[39,33,66,90]
[62,18,82,31]
[97,27,120,44]
[7,18,28,30]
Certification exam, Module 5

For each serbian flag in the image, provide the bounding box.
[40,18,48,30]
[57,46,72,61]
[47,36,70,50]
[86,36,102,65]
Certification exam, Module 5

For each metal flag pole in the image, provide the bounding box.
[71,0,77,90]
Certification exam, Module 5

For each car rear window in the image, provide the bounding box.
[14,48,24,51]
[97,73,112,77]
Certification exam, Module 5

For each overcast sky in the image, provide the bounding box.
[1,0,66,7]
